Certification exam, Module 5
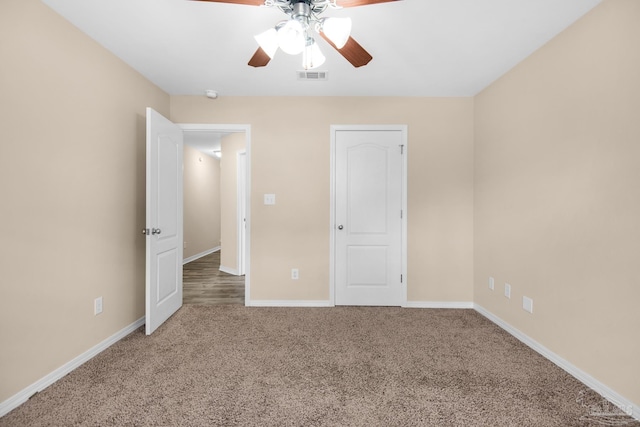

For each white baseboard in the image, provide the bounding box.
[0,316,145,418]
[404,301,474,309]
[474,304,639,421]
[247,301,474,309]
[183,246,220,265]
[219,265,239,276]
[247,300,334,307]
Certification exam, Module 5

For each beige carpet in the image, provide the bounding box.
[2,306,637,426]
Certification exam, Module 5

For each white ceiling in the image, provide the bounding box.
[41,0,601,98]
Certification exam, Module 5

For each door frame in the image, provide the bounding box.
[329,125,408,307]
[237,151,247,276]
[179,124,251,305]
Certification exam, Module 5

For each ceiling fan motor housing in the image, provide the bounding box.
[291,1,312,25]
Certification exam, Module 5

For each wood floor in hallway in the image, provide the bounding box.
[183,251,244,305]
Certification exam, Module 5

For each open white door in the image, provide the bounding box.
[145,108,183,335]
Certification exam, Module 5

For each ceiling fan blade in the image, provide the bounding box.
[248,47,271,67]
[189,0,264,5]
[334,0,401,7]
[320,34,372,68]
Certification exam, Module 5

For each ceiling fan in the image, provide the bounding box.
[192,0,401,69]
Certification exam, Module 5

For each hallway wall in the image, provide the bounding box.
[183,145,221,260]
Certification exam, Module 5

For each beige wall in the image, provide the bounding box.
[220,133,246,272]
[183,145,221,260]
[474,0,640,407]
[0,0,169,403]
[171,97,475,302]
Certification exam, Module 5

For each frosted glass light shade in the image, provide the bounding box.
[254,28,278,58]
[277,19,306,55]
[321,17,352,49]
[302,38,325,70]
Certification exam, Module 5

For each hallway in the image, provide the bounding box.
[183,251,244,305]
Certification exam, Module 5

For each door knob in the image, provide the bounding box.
[337,225,344,230]
[152,228,162,235]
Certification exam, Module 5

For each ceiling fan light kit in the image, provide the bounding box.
[276,19,307,55]
[254,27,279,58]
[194,0,400,68]
[303,37,326,69]
[318,16,352,49]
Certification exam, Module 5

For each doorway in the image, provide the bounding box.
[181,124,251,306]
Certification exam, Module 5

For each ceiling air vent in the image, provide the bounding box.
[297,71,328,81]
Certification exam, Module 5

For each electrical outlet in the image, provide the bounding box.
[523,296,533,314]
[291,268,299,280]
[504,283,511,299]
[264,194,276,205]
[489,277,494,290]
[94,297,103,315]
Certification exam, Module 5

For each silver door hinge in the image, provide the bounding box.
[401,274,403,283]
[400,145,404,154]
[400,210,403,219]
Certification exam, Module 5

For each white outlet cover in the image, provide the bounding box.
[264,194,276,205]
[291,268,299,280]
[523,296,534,313]
[489,277,495,290]
[504,283,511,299]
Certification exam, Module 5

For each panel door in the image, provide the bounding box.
[335,129,404,306]
[145,108,183,335]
